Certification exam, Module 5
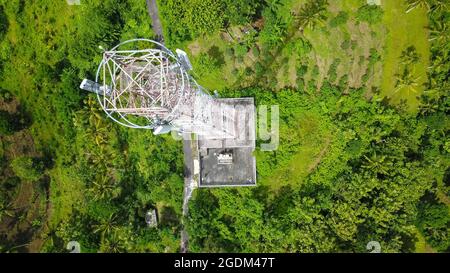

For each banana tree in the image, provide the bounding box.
[393,68,422,96]
[362,152,392,175]
[430,0,449,13]
[0,201,15,222]
[295,0,329,31]
[93,213,117,240]
[405,0,432,13]
[428,20,449,44]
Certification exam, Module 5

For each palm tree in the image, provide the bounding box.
[295,0,329,31]
[428,20,449,44]
[430,0,449,14]
[98,229,132,253]
[419,98,439,115]
[93,213,117,240]
[266,0,282,13]
[400,46,420,65]
[89,177,120,201]
[393,68,422,96]
[0,201,15,222]
[405,0,432,13]
[362,152,392,175]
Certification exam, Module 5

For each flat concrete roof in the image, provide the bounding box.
[197,97,257,187]
[199,147,256,187]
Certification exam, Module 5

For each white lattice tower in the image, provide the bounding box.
[91,39,235,139]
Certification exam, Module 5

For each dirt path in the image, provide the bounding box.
[308,137,332,172]
[146,0,164,43]
[144,0,192,253]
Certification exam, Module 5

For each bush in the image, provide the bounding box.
[252,46,260,58]
[0,6,8,40]
[328,59,340,83]
[369,48,381,66]
[244,66,253,77]
[329,11,349,28]
[297,65,308,78]
[254,62,264,76]
[312,65,320,78]
[341,39,351,50]
[361,73,370,83]
[417,200,450,251]
[10,156,45,182]
[0,88,13,103]
[234,43,249,59]
[339,75,349,86]
[356,5,383,25]
[207,46,225,66]
[224,47,234,58]
[0,111,13,135]
[194,52,220,77]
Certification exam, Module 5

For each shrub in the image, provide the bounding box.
[224,47,234,58]
[369,48,381,66]
[254,62,264,76]
[358,55,365,66]
[244,67,253,76]
[339,75,349,87]
[234,43,249,59]
[361,73,370,83]
[10,156,44,182]
[0,89,13,103]
[0,110,14,135]
[312,65,320,78]
[297,65,308,78]
[329,11,349,28]
[0,6,8,40]
[252,47,260,58]
[341,39,351,50]
[328,58,340,83]
[356,5,383,25]
[417,200,450,251]
[207,46,225,66]
[194,52,220,77]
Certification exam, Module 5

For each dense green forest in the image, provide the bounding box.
[0,0,449,253]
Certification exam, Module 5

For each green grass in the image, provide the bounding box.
[186,29,246,91]
[48,167,85,228]
[381,1,430,111]
[259,112,333,191]
[303,0,385,92]
[413,227,437,253]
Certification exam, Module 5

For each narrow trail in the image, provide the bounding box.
[146,0,164,43]
[180,137,195,253]
[308,137,332,172]
[145,0,193,253]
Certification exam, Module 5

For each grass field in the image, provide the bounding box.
[259,111,334,191]
[381,0,430,111]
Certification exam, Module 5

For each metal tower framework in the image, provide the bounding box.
[95,39,189,129]
[92,39,236,140]
[80,38,257,191]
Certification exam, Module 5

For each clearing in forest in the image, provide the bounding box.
[381,0,430,111]
[259,112,334,191]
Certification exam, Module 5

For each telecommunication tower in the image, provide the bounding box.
[81,39,236,139]
[81,39,256,187]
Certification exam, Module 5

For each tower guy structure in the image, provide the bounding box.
[81,39,256,187]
